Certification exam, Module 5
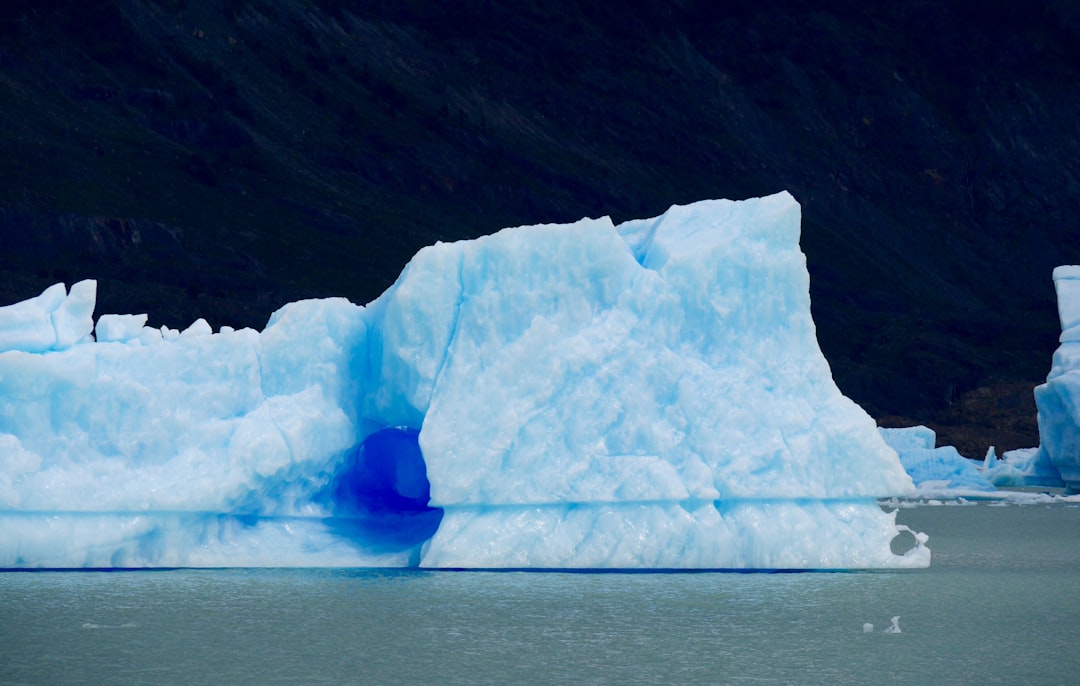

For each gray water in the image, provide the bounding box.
[2,503,1079,685]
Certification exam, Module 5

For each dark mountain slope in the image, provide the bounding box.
[2,0,1079,455]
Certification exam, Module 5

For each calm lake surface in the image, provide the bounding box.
[2,503,1078,685]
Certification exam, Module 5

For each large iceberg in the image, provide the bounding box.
[0,192,927,569]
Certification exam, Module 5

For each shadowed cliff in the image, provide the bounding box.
[2,0,1079,456]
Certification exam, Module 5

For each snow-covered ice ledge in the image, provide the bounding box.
[0,192,928,569]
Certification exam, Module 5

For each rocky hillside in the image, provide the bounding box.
[3,0,1079,456]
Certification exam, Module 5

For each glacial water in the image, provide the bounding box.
[1,503,1078,686]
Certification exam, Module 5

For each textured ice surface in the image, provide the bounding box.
[0,280,95,353]
[879,426,996,497]
[984,447,1065,489]
[985,266,1080,492]
[0,193,927,569]
[1031,266,1080,492]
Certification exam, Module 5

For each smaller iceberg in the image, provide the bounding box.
[985,266,1080,492]
[879,426,996,498]
[984,447,1065,489]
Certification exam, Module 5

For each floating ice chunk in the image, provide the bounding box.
[885,616,901,633]
[900,447,995,495]
[985,447,1064,488]
[880,426,996,496]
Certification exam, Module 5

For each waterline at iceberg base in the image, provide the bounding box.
[0,192,928,569]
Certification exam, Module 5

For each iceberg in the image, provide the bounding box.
[987,266,1080,493]
[984,446,1065,489]
[879,426,996,497]
[0,192,927,569]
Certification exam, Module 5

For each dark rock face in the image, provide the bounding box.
[2,0,1078,456]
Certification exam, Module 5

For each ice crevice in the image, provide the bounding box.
[429,248,467,398]
[0,192,926,569]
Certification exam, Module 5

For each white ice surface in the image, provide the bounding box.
[0,193,926,569]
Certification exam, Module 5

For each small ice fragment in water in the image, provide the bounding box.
[885,616,901,633]
[862,623,874,633]
[82,621,137,629]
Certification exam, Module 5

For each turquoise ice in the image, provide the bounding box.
[0,193,927,569]
[985,266,1080,492]
[878,426,996,497]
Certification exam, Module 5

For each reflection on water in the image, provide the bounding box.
[1,503,1078,685]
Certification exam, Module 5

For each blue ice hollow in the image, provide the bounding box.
[0,192,928,569]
